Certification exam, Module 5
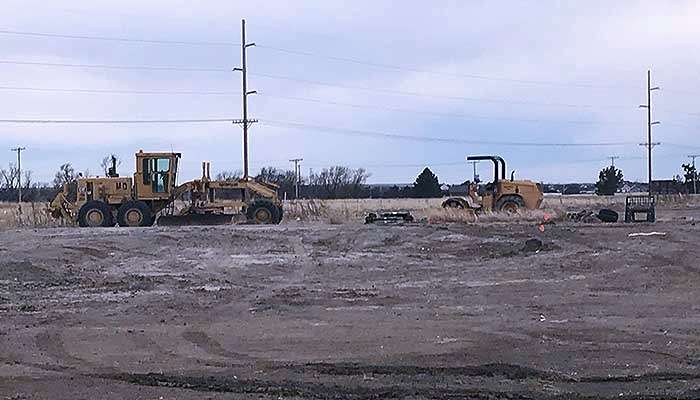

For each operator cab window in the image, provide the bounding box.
[142,157,171,193]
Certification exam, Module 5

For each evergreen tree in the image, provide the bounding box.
[595,165,624,195]
[412,168,442,198]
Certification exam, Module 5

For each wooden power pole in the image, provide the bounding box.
[233,19,257,179]
[639,70,660,195]
[10,146,25,204]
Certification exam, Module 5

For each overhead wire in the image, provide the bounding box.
[0,118,238,124]
[0,59,632,108]
[258,93,638,126]
[261,119,638,147]
[0,85,239,96]
[0,59,227,72]
[0,28,637,89]
[0,29,236,46]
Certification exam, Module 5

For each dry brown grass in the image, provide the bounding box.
[283,198,566,225]
[1,194,696,229]
[0,202,72,229]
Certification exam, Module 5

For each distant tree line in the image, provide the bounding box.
[8,155,696,203]
[0,161,90,202]
[222,166,446,199]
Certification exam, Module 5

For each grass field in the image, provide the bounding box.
[1,193,698,228]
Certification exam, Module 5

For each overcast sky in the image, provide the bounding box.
[1,0,699,184]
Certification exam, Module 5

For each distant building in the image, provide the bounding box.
[620,181,648,193]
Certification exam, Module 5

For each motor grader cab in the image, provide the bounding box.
[50,150,283,227]
[442,155,543,213]
[134,151,180,202]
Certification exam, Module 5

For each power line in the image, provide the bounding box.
[0,29,236,46]
[3,27,698,95]
[256,44,634,90]
[259,93,638,126]
[0,59,631,109]
[252,72,629,109]
[0,85,239,96]
[0,28,645,91]
[0,60,227,72]
[0,118,249,124]
[262,119,638,147]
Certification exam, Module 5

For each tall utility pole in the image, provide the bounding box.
[689,154,700,195]
[10,146,25,204]
[233,19,257,179]
[289,158,303,199]
[639,70,660,195]
[608,156,620,167]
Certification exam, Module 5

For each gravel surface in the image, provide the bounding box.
[1,211,699,399]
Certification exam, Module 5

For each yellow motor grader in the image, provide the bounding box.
[50,150,283,227]
[442,155,543,213]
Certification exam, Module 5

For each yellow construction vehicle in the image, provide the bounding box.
[442,155,542,213]
[50,150,283,227]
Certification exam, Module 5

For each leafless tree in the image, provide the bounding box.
[309,166,370,198]
[215,170,242,181]
[0,163,19,190]
[22,170,32,191]
[53,163,76,189]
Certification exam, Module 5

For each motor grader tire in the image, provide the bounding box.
[117,200,153,227]
[495,195,525,214]
[246,199,280,224]
[275,205,284,224]
[78,200,113,227]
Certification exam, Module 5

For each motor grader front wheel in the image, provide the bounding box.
[77,200,114,227]
[246,200,281,224]
[495,195,525,214]
[117,200,153,227]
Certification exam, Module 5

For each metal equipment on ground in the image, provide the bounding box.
[365,211,415,224]
[442,155,543,213]
[625,195,656,223]
[50,150,283,227]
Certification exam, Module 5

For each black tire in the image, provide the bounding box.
[275,205,284,224]
[598,208,619,223]
[495,195,525,214]
[117,200,153,227]
[246,199,280,224]
[78,200,114,227]
[442,198,465,209]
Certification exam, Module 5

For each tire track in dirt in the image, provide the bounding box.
[94,367,700,399]
[246,236,316,311]
[35,329,89,367]
[181,330,254,362]
[33,329,119,374]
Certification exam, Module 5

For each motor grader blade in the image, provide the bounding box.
[157,214,234,226]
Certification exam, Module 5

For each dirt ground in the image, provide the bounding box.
[1,205,700,399]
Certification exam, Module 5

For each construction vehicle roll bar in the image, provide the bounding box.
[467,155,506,183]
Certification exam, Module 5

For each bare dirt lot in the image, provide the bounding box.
[1,205,700,399]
